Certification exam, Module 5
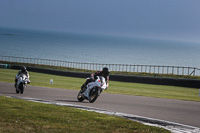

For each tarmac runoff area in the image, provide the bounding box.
[3,95,200,133]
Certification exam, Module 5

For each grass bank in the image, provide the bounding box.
[0,96,169,133]
[1,68,200,102]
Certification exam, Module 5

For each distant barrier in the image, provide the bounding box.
[8,65,200,88]
[1,55,200,76]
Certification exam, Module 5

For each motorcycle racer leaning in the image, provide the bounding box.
[14,66,30,87]
[81,67,110,98]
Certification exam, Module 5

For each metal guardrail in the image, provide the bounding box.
[1,55,200,76]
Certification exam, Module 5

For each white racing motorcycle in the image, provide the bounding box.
[15,74,29,94]
[77,76,108,103]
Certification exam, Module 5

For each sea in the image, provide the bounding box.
[1,27,200,68]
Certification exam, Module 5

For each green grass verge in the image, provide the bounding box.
[0,96,169,133]
[1,68,200,102]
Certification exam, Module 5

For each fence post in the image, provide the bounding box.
[177,67,179,75]
[149,65,151,73]
[145,65,146,73]
[153,66,155,73]
[172,66,174,75]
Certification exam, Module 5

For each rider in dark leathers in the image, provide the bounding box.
[14,66,30,87]
[81,67,109,90]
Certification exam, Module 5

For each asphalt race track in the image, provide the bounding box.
[0,82,200,131]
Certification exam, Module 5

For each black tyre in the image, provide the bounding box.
[19,83,24,94]
[20,86,24,94]
[77,90,85,102]
[16,89,19,94]
[89,87,99,103]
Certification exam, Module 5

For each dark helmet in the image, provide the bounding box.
[102,67,109,76]
[21,66,26,72]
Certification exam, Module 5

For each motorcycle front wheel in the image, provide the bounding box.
[16,88,19,94]
[19,83,24,94]
[89,87,99,103]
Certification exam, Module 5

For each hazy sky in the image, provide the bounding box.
[0,0,200,42]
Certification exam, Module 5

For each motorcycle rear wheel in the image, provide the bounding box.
[77,90,85,102]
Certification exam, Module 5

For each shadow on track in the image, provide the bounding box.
[56,100,85,103]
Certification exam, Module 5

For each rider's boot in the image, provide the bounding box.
[81,83,86,90]
[81,79,91,90]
